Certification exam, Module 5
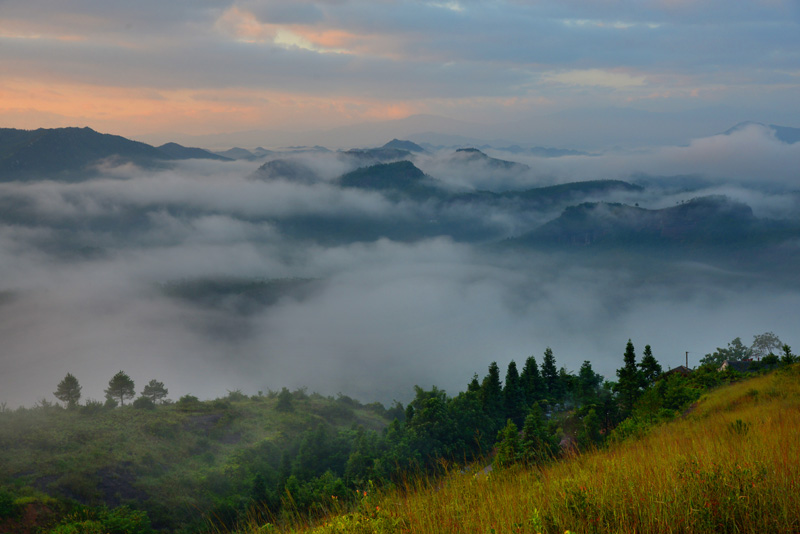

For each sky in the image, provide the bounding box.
[2,0,799,147]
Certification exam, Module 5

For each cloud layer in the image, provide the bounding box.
[1,128,798,407]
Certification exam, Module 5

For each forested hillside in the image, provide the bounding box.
[0,337,796,533]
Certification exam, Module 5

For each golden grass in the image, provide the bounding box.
[249,365,800,534]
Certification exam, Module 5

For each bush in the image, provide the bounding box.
[48,506,153,534]
[80,399,105,415]
[0,488,16,518]
[132,397,156,410]
[276,388,294,412]
[226,389,248,402]
[177,395,201,411]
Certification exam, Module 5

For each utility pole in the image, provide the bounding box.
[685,351,689,368]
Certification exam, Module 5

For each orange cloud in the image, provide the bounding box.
[0,79,425,139]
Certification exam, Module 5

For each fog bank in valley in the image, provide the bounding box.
[1,127,798,407]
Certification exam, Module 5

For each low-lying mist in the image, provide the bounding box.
[1,126,798,408]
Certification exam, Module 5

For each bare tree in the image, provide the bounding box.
[751,332,782,361]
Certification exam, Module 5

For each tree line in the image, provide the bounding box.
[53,371,168,410]
[38,332,797,532]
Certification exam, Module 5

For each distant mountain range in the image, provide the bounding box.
[3,122,798,182]
[511,195,800,256]
[156,142,232,161]
[1,124,798,274]
[0,127,229,180]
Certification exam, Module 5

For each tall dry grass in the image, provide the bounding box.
[245,365,800,534]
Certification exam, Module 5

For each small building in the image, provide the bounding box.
[661,365,692,378]
[719,359,752,373]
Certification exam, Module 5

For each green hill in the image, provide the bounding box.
[0,391,392,532]
[337,160,444,200]
[247,364,800,534]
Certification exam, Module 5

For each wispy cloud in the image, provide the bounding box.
[0,0,797,138]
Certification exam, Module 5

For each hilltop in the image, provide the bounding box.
[0,390,394,532]
[250,364,800,534]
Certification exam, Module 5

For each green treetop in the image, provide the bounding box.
[638,345,662,387]
[541,347,560,402]
[104,371,135,406]
[480,361,503,417]
[503,360,526,427]
[520,355,544,404]
[141,379,169,404]
[614,340,644,413]
[54,373,82,408]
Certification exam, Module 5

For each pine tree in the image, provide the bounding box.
[141,379,169,404]
[494,419,520,468]
[576,360,603,405]
[503,361,526,427]
[638,345,662,387]
[104,371,135,406]
[782,344,796,365]
[467,373,481,393]
[614,340,643,413]
[480,361,503,419]
[521,403,552,464]
[54,373,82,408]
[541,347,560,402]
[520,355,544,405]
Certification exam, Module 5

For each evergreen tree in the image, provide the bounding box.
[141,379,169,404]
[578,409,602,448]
[250,472,267,505]
[521,403,552,464]
[54,373,82,408]
[494,419,520,468]
[467,373,481,393]
[480,361,503,419]
[503,360,526,427]
[557,367,574,405]
[520,355,544,404]
[276,387,294,412]
[781,344,796,365]
[104,371,135,406]
[638,345,662,387]
[541,348,560,402]
[576,361,603,405]
[614,340,643,413]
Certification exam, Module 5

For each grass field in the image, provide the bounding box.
[252,364,800,534]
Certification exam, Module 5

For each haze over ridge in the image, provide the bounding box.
[0,123,798,408]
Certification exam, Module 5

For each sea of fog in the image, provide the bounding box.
[1,124,799,407]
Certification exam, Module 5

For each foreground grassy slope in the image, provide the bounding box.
[265,365,800,534]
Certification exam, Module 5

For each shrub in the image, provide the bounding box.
[177,395,201,411]
[80,399,105,415]
[48,506,153,534]
[227,389,248,402]
[133,396,156,410]
[0,488,16,518]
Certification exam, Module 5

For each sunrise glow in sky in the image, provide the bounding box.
[1,0,799,145]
